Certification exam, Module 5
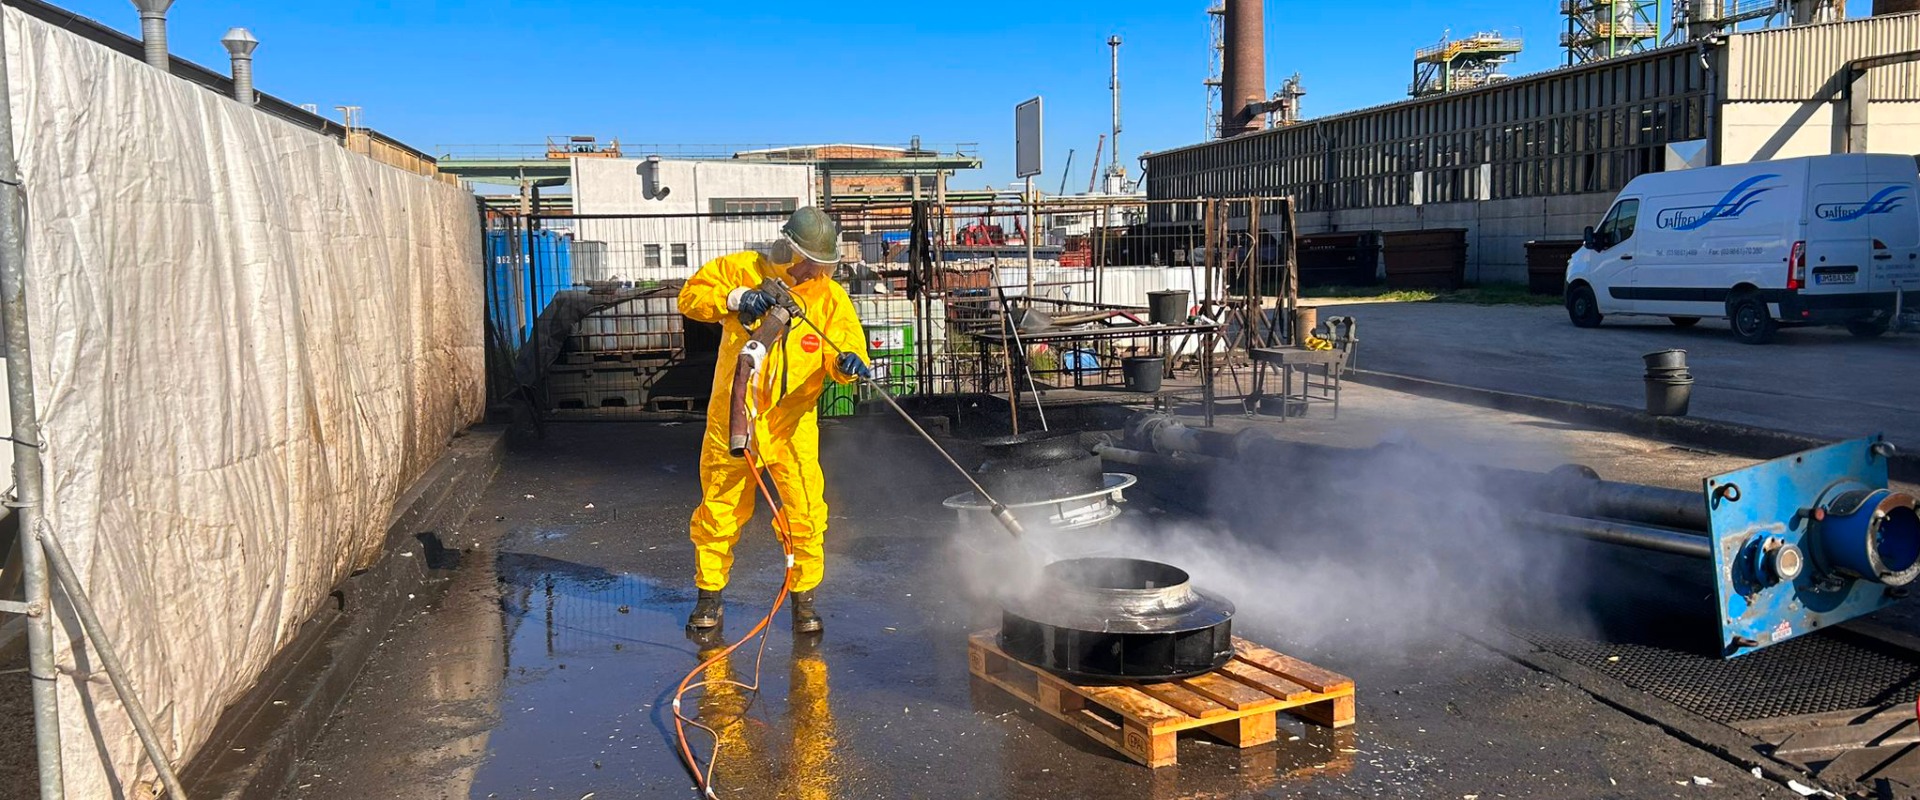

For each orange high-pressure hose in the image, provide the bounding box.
[671,378,798,797]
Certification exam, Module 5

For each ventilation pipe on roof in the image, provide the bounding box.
[221,28,259,105]
[130,0,175,72]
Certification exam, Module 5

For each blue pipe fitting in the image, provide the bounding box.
[1818,489,1920,586]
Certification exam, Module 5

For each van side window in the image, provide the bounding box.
[1613,200,1639,242]
[1597,199,1640,248]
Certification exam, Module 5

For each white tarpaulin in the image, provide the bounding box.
[4,9,484,797]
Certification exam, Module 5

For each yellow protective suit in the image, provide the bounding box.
[680,251,868,593]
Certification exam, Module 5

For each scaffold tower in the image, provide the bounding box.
[1411,32,1524,97]
[1562,0,1660,65]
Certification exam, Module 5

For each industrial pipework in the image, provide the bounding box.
[221,27,259,106]
[1108,413,1918,658]
[130,0,173,72]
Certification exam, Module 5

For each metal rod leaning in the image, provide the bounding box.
[0,8,65,796]
[994,287,1047,432]
[39,532,190,799]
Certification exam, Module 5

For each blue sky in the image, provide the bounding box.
[57,1,1624,189]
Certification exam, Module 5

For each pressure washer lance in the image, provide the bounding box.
[763,302,1026,539]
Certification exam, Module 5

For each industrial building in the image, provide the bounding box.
[1147,3,1920,283]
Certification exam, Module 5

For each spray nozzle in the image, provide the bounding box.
[990,504,1026,539]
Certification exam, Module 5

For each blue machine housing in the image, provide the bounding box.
[1706,436,1916,657]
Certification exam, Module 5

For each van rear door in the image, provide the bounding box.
[1866,176,1920,294]
[1805,161,1875,299]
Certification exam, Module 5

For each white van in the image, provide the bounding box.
[1564,153,1920,343]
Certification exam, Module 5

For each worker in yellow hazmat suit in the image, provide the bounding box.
[679,207,870,634]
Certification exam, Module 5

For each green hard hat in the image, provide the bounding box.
[780,206,840,265]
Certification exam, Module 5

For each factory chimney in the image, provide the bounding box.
[1219,0,1266,138]
[130,0,175,72]
[1872,0,1918,13]
[221,28,259,105]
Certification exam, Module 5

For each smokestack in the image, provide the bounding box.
[130,0,175,72]
[221,28,259,105]
[1873,0,1918,13]
[1220,0,1266,138]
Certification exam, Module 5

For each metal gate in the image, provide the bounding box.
[479,196,1301,421]
[483,209,789,419]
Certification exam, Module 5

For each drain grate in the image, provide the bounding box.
[1525,628,1920,722]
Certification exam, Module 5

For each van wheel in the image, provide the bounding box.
[1669,317,1701,328]
[1846,318,1890,338]
[1728,295,1777,345]
[1566,284,1603,328]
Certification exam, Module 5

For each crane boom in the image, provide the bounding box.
[1087,134,1105,194]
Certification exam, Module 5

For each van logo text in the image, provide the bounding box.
[1815,186,1908,222]
[1655,174,1782,231]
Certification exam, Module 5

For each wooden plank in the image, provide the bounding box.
[1123,719,1179,768]
[973,633,1188,725]
[1177,671,1280,711]
[1130,680,1232,719]
[1232,639,1354,693]
[1072,680,1188,724]
[1293,694,1357,729]
[1203,711,1278,747]
[1774,719,1920,758]
[1220,660,1312,701]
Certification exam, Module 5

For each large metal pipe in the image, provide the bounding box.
[131,0,174,72]
[0,12,66,798]
[1219,0,1265,138]
[1123,414,1710,532]
[221,27,258,106]
[1509,511,1714,559]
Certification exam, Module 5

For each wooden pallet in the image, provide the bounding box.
[968,629,1355,768]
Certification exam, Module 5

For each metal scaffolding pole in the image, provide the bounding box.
[0,9,65,797]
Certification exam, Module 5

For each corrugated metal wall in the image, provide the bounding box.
[1725,13,1920,100]
[1145,47,1708,214]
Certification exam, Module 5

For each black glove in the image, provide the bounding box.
[836,352,872,381]
[737,288,776,323]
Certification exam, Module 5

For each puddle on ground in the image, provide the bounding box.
[467,551,856,798]
[464,546,1376,799]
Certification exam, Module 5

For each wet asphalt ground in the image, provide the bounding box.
[1332,301,1920,450]
[276,404,1797,800]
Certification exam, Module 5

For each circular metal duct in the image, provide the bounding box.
[974,431,1106,504]
[1000,557,1234,681]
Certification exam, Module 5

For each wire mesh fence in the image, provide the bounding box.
[480,196,1302,420]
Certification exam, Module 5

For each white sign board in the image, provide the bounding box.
[1015,96,1043,178]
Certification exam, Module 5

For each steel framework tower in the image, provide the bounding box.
[1411,32,1524,97]
[1562,0,1660,64]
[1204,2,1224,138]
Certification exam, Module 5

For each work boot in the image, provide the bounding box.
[687,589,724,630]
[790,590,823,634]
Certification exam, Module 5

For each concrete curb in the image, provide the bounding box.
[1345,369,1920,483]
[179,428,506,800]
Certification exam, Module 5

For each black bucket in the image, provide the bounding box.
[1147,290,1190,326]
[1645,376,1694,417]
[1122,356,1164,393]
[1643,349,1688,371]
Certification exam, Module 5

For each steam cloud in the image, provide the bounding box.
[946,430,1603,656]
